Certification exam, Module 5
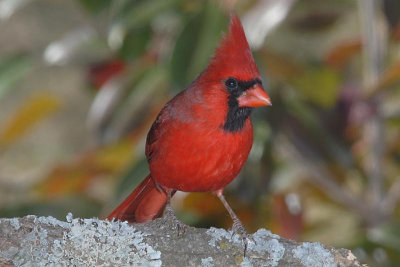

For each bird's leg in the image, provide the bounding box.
[163,189,177,219]
[215,189,254,257]
[162,188,187,236]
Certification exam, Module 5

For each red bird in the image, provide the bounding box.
[108,14,271,239]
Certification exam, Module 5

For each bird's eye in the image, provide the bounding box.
[225,78,238,90]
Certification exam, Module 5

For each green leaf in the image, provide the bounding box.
[119,26,152,61]
[77,0,110,14]
[185,3,226,82]
[0,53,32,99]
[170,3,226,91]
[115,0,180,30]
[293,66,340,108]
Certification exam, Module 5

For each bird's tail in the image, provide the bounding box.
[107,174,167,223]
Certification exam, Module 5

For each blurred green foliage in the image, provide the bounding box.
[0,0,400,266]
[0,53,32,99]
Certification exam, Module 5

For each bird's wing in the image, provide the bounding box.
[145,90,192,162]
[145,111,164,162]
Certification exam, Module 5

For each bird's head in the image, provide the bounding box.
[199,14,271,109]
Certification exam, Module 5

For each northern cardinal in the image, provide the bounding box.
[108,14,271,242]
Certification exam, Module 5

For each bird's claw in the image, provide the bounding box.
[163,204,187,237]
[176,220,188,237]
[231,220,255,257]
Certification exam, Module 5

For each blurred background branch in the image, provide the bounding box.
[359,0,386,218]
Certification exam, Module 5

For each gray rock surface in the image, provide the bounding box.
[0,214,362,266]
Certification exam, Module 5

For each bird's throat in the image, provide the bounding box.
[223,95,252,133]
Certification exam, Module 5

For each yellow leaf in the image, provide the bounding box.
[0,93,60,145]
[294,67,340,108]
[35,138,137,199]
[95,138,136,172]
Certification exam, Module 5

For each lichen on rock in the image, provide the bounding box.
[293,242,335,267]
[1,214,162,266]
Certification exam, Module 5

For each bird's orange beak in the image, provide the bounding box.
[238,84,271,107]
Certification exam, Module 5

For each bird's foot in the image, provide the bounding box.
[231,219,255,258]
[163,204,187,237]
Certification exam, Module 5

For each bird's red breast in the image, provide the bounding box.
[146,86,254,192]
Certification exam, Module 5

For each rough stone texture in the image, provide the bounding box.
[0,214,362,266]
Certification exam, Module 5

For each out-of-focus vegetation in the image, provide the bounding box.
[0,0,399,265]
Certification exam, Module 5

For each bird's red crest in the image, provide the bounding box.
[202,14,260,82]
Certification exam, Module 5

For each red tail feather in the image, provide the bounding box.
[107,175,167,223]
